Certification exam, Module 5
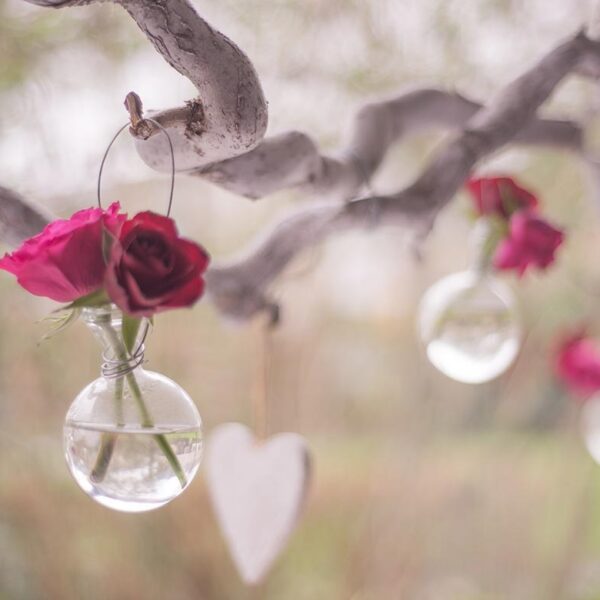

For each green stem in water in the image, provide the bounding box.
[125,370,187,488]
[90,377,123,483]
[91,317,187,489]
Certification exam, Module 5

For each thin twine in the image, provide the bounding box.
[347,150,380,226]
[97,118,176,217]
[253,321,273,440]
[348,151,376,197]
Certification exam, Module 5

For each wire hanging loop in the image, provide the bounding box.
[97,118,176,217]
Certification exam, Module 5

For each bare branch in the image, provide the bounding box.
[0,187,50,247]
[16,4,600,323]
[195,89,583,201]
[26,0,585,204]
[25,0,269,169]
[208,31,600,321]
[116,0,268,169]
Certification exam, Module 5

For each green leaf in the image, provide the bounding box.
[38,307,81,345]
[122,314,142,354]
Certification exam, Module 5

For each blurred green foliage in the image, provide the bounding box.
[0,0,138,92]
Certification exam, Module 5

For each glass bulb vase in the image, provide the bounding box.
[582,397,600,465]
[63,306,203,512]
[418,270,521,384]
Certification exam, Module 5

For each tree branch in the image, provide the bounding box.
[14,3,600,323]
[194,89,583,201]
[207,31,600,321]
[26,0,269,169]
[0,187,50,247]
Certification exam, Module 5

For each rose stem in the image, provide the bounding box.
[90,376,123,482]
[92,320,187,489]
[125,370,187,488]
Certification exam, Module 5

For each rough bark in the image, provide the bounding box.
[26,0,268,170]
[12,2,600,322]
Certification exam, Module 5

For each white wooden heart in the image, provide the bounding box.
[205,423,311,585]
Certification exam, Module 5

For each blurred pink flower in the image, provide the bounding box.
[493,210,564,276]
[466,176,538,218]
[555,332,600,399]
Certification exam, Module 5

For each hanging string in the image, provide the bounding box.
[97,118,176,217]
[348,151,376,197]
[253,319,273,440]
[347,150,382,232]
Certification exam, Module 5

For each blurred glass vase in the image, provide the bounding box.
[418,271,521,384]
[581,398,600,465]
[64,305,203,512]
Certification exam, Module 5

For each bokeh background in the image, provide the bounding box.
[3,0,600,598]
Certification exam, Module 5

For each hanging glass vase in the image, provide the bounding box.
[417,220,522,384]
[581,396,600,465]
[63,305,203,512]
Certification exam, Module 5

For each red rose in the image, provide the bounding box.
[466,176,538,218]
[105,212,209,317]
[555,332,600,399]
[493,210,564,276]
[0,203,125,302]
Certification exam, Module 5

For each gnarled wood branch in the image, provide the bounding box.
[207,31,600,321]
[27,0,268,170]
[0,187,50,247]
[195,89,583,202]
[10,3,600,323]
[26,0,584,203]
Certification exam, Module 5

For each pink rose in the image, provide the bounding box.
[105,211,209,317]
[0,203,126,302]
[466,176,538,218]
[555,332,600,399]
[493,210,564,276]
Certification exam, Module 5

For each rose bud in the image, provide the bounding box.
[0,203,125,302]
[105,211,209,317]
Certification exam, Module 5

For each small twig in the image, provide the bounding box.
[124,91,155,140]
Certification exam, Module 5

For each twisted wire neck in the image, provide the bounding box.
[101,344,145,379]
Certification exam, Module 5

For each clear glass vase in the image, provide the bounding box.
[418,270,521,384]
[63,305,203,512]
[417,220,522,384]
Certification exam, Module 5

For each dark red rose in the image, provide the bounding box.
[555,332,600,399]
[493,210,564,276]
[466,176,538,218]
[105,212,209,317]
[0,202,125,302]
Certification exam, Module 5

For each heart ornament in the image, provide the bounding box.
[205,423,311,585]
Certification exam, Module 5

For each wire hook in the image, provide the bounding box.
[97,118,176,217]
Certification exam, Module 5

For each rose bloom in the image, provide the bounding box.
[555,332,600,399]
[105,211,209,317]
[493,210,564,276]
[0,203,125,302]
[466,176,538,218]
